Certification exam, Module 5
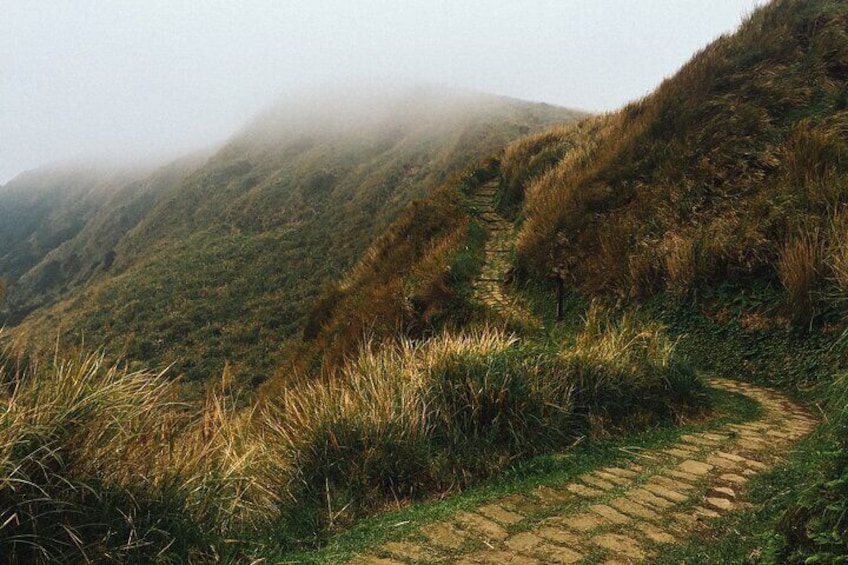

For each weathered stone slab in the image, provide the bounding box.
[477,503,525,526]
[678,460,713,475]
[591,533,647,561]
[420,521,468,549]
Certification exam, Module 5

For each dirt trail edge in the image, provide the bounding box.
[346,379,816,564]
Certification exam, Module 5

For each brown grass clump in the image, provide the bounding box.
[0,344,291,562]
[560,304,703,430]
[778,230,825,325]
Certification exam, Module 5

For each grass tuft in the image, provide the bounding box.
[778,229,825,326]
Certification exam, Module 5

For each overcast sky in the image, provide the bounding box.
[1,1,766,184]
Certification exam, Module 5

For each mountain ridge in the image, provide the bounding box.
[5,88,585,391]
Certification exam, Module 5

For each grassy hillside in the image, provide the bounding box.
[11,88,583,392]
[0,156,205,325]
[274,1,848,561]
[0,165,154,323]
[9,1,848,561]
[276,162,497,382]
[508,0,848,317]
[494,1,848,561]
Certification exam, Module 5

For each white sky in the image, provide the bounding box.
[1,0,766,184]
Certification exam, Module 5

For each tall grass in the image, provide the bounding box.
[778,229,825,326]
[0,310,704,561]
[0,347,284,563]
[263,312,703,531]
[562,304,703,430]
[0,349,185,563]
[825,209,848,306]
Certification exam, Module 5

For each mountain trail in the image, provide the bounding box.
[343,180,817,564]
[347,377,817,564]
[468,180,536,325]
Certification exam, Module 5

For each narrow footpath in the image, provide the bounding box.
[468,180,533,324]
[349,378,816,564]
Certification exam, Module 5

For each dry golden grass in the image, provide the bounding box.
[0,312,703,561]
[826,209,848,295]
[662,233,697,295]
[778,230,824,325]
[782,120,848,211]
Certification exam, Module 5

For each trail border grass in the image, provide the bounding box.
[651,429,825,565]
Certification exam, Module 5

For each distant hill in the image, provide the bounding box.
[0,156,206,325]
[8,87,584,391]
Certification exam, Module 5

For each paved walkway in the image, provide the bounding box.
[468,180,534,324]
[348,378,816,564]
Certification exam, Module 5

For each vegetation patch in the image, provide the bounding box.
[0,299,704,561]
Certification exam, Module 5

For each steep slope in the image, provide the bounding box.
[13,87,584,389]
[505,0,848,319]
[492,1,848,561]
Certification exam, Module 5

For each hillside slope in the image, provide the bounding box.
[12,87,583,390]
[506,0,848,319]
[495,1,848,561]
[0,156,205,324]
[275,2,848,561]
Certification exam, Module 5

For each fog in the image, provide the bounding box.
[2,0,766,184]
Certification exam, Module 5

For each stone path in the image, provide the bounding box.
[468,180,534,324]
[347,378,817,564]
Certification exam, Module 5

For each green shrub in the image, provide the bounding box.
[265,314,704,532]
[423,333,574,459]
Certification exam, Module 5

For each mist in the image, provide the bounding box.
[2,0,766,184]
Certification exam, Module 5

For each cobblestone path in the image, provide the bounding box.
[468,180,533,323]
[348,378,816,564]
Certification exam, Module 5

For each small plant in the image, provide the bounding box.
[772,373,848,564]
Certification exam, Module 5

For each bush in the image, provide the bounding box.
[778,230,825,326]
[0,347,284,563]
[0,350,190,563]
[265,313,704,530]
[561,304,705,430]
[421,332,576,465]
